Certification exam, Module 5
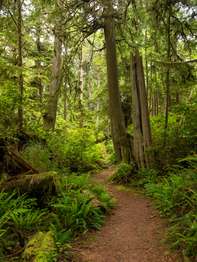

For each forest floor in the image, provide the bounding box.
[70,166,182,262]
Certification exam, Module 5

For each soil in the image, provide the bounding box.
[71,167,182,262]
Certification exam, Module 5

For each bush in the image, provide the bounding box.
[110,163,134,184]
[144,164,197,258]
[168,212,197,258]
[145,169,197,217]
[0,82,18,139]
[21,144,53,172]
[20,127,109,174]
[0,173,113,261]
[0,193,45,256]
[90,184,115,211]
[133,168,158,187]
[51,190,104,234]
[51,174,114,235]
[46,128,98,172]
[150,101,197,168]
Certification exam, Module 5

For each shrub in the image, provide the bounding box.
[145,169,197,217]
[133,168,158,187]
[9,209,46,231]
[168,212,197,257]
[110,163,134,184]
[20,127,108,174]
[21,144,53,172]
[0,82,18,139]
[51,175,114,235]
[145,165,197,258]
[0,171,113,261]
[150,103,197,168]
[0,193,43,256]
[178,154,197,169]
[51,190,104,234]
[90,184,115,211]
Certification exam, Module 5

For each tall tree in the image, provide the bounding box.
[130,0,152,167]
[43,27,63,130]
[78,46,85,127]
[103,0,131,162]
[35,28,43,102]
[131,50,152,168]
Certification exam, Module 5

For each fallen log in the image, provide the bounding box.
[0,171,59,206]
[0,171,58,194]
[7,148,38,174]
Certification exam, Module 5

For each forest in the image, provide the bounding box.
[0,0,196,261]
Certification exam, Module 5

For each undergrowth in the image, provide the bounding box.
[0,174,114,261]
[136,155,197,259]
[112,155,197,259]
[110,163,134,184]
[0,127,114,261]
[21,128,110,173]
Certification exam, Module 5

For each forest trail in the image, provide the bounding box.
[72,167,181,262]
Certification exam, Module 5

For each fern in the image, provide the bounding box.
[145,166,197,258]
[52,189,105,234]
[178,154,197,169]
[9,208,46,231]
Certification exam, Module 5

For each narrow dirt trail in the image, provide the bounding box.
[73,167,181,262]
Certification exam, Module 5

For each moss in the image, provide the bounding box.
[0,172,59,206]
[23,231,57,262]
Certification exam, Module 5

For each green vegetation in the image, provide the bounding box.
[110,119,197,259]
[126,156,197,259]
[0,174,114,261]
[110,156,197,259]
[0,0,196,260]
[21,128,108,173]
[146,165,197,258]
[110,163,134,184]
[23,231,57,262]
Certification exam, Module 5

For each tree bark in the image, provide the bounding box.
[103,0,131,162]
[131,50,152,168]
[63,84,67,121]
[132,54,145,168]
[78,47,84,128]
[43,33,62,130]
[35,29,43,102]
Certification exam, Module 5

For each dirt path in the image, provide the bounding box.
[73,167,181,262]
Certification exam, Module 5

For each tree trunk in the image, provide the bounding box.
[63,81,67,121]
[163,4,171,146]
[17,0,24,131]
[131,50,152,168]
[176,91,180,104]
[132,54,145,168]
[103,0,131,163]
[144,30,149,98]
[35,29,43,102]
[78,47,84,128]
[43,33,62,130]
